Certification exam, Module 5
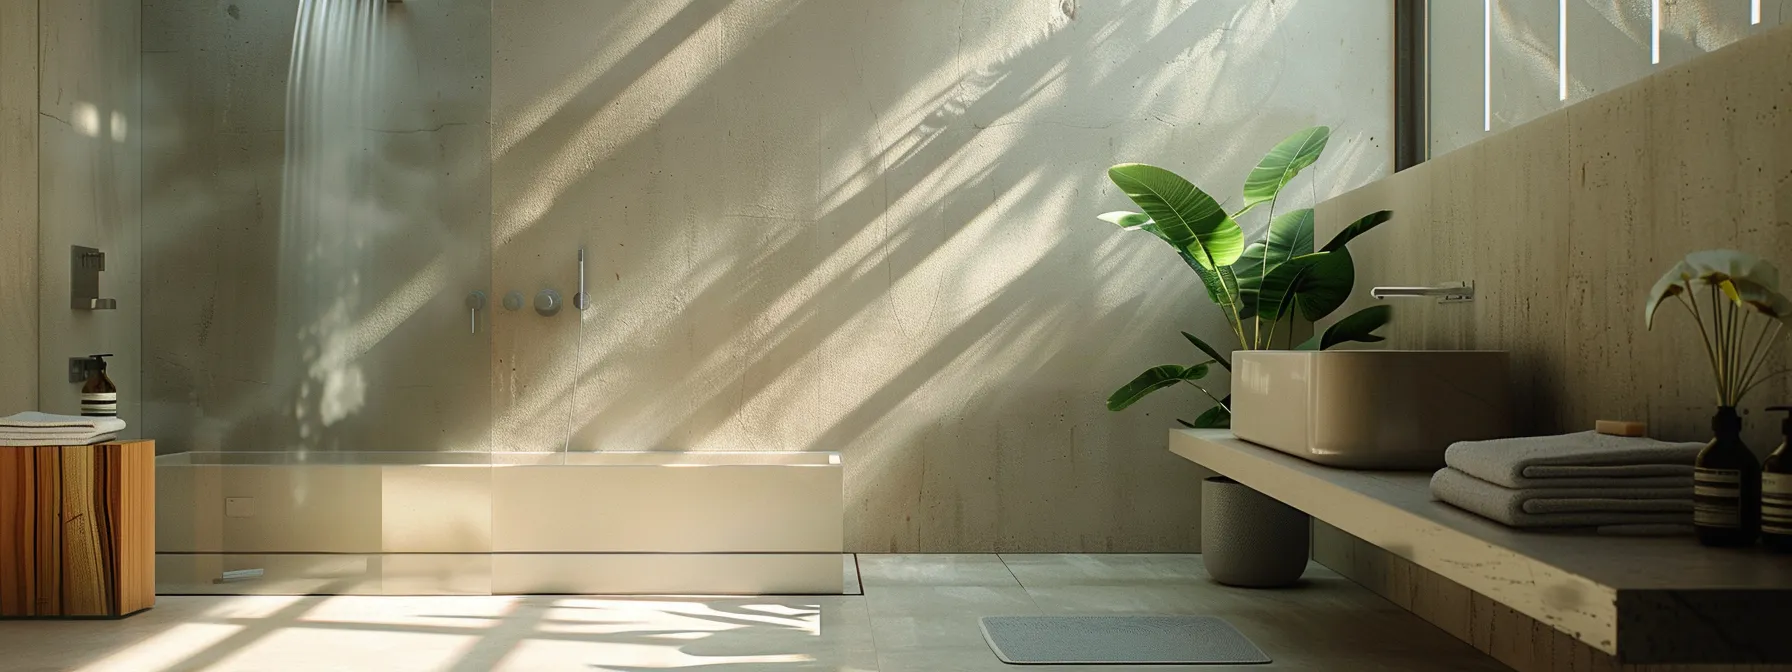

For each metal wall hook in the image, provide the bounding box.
[71,245,117,310]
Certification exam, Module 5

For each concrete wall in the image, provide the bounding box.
[491,0,1391,551]
[1432,0,1791,158]
[1319,19,1792,458]
[36,0,142,432]
[0,0,38,416]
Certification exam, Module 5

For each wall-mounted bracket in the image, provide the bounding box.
[71,245,117,310]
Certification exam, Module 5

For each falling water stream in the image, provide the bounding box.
[277,0,389,450]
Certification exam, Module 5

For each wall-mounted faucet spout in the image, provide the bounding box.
[1371,280,1474,303]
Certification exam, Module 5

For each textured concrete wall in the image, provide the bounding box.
[1317,19,1792,454]
[0,0,38,416]
[492,0,1391,551]
[37,0,141,432]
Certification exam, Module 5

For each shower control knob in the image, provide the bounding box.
[502,290,525,312]
[535,288,562,317]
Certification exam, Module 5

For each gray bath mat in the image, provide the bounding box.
[980,615,1269,665]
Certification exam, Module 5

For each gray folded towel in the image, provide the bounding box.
[1430,467,1692,528]
[1445,431,1702,488]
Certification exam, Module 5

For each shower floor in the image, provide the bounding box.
[0,554,1503,671]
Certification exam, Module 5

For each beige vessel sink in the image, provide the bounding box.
[1230,350,1511,470]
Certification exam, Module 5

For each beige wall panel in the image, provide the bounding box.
[492,0,1394,554]
[1318,22,1792,453]
[0,0,37,415]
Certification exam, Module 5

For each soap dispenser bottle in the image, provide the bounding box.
[1763,406,1792,552]
[80,353,117,417]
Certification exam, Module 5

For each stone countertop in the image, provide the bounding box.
[1171,429,1792,665]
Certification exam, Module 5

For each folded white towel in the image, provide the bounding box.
[0,412,127,434]
[1445,431,1702,488]
[0,431,119,447]
[1431,467,1692,528]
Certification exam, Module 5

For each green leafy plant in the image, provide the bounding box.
[1644,249,1791,406]
[1100,126,1393,428]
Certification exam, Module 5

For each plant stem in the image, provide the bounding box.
[1181,379,1230,411]
[1740,368,1792,399]
[1676,290,1725,406]
[1729,299,1746,403]
[1254,196,1281,350]
[1713,284,1728,404]
[1738,320,1786,401]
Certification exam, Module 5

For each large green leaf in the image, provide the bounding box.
[1100,211,1234,307]
[1233,208,1315,319]
[1181,331,1232,371]
[1107,363,1212,411]
[1297,304,1392,350]
[1098,210,1153,231]
[1320,210,1392,252]
[1184,250,1228,304]
[1107,164,1245,269]
[1192,399,1231,428]
[1239,126,1331,215]
[1293,248,1354,321]
[1256,249,1355,322]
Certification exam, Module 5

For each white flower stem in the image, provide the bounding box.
[1738,320,1785,401]
[1676,291,1725,406]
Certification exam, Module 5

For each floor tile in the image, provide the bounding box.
[997,553,1208,587]
[855,554,1019,588]
[862,585,1037,618]
[0,554,1509,671]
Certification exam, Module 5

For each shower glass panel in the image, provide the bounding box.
[141,0,494,458]
[1427,0,1787,159]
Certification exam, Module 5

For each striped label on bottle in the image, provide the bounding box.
[81,392,117,417]
[1694,467,1743,528]
[1765,473,1792,535]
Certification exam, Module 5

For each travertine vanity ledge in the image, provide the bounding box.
[1172,429,1792,665]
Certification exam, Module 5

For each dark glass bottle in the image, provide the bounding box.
[80,353,117,418]
[1694,407,1761,547]
[1761,406,1792,553]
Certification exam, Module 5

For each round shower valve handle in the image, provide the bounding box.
[535,288,562,317]
[502,290,525,312]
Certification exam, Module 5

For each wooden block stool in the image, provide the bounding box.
[1,440,155,618]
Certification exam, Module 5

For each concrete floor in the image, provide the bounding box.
[0,554,1504,671]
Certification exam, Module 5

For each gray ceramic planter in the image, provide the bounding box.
[1200,476,1310,587]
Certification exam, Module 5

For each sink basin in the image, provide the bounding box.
[1230,350,1511,470]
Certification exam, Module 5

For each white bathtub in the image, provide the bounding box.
[155,451,844,595]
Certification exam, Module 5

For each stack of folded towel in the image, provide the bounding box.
[1431,431,1704,532]
[0,411,127,446]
